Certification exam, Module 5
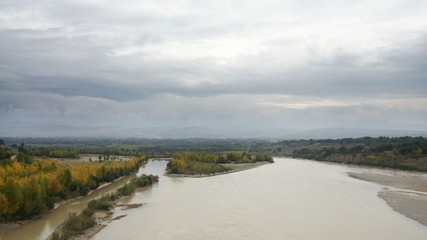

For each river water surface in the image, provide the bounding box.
[2,158,427,240]
[93,158,427,240]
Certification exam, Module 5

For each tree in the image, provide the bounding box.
[16,152,32,164]
[0,193,8,216]
[412,148,422,157]
[18,142,26,153]
[48,177,62,197]
[22,178,45,216]
[0,148,12,161]
[3,178,23,216]
[63,169,72,188]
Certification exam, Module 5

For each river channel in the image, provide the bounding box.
[2,158,427,240]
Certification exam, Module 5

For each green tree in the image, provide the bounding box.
[18,142,26,153]
[16,152,32,164]
[3,178,23,216]
[0,193,8,216]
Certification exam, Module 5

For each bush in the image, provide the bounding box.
[117,183,135,196]
[87,198,113,211]
[131,174,159,187]
[63,212,96,234]
[51,232,60,240]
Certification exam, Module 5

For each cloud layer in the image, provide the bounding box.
[1,0,427,136]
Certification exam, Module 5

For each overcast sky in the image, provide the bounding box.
[1,0,427,137]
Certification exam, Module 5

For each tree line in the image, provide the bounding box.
[0,153,145,220]
[25,147,79,158]
[1,137,269,157]
[290,137,427,171]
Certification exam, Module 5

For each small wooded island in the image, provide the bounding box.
[166,151,274,176]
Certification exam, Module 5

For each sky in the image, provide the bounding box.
[1,0,427,137]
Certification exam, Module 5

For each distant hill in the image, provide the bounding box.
[1,121,426,139]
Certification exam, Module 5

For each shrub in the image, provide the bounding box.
[63,212,96,234]
[87,198,113,211]
[117,183,135,196]
[131,174,159,188]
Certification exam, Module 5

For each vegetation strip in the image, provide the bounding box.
[269,137,427,171]
[0,144,145,222]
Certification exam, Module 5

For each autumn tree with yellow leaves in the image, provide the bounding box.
[0,153,145,220]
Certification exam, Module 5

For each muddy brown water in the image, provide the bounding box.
[2,158,427,240]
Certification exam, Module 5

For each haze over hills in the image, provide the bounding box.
[1,120,426,139]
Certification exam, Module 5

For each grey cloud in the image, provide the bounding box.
[1,0,427,136]
[1,26,426,100]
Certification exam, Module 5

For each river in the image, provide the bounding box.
[2,158,427,240]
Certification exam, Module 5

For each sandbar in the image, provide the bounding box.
[348,171,427,227]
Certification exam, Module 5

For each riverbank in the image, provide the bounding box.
[46,203,143,240]
[0,174,132,234]
[348,171,427,226]
[45,174,158,240]
[166,161,271,178]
